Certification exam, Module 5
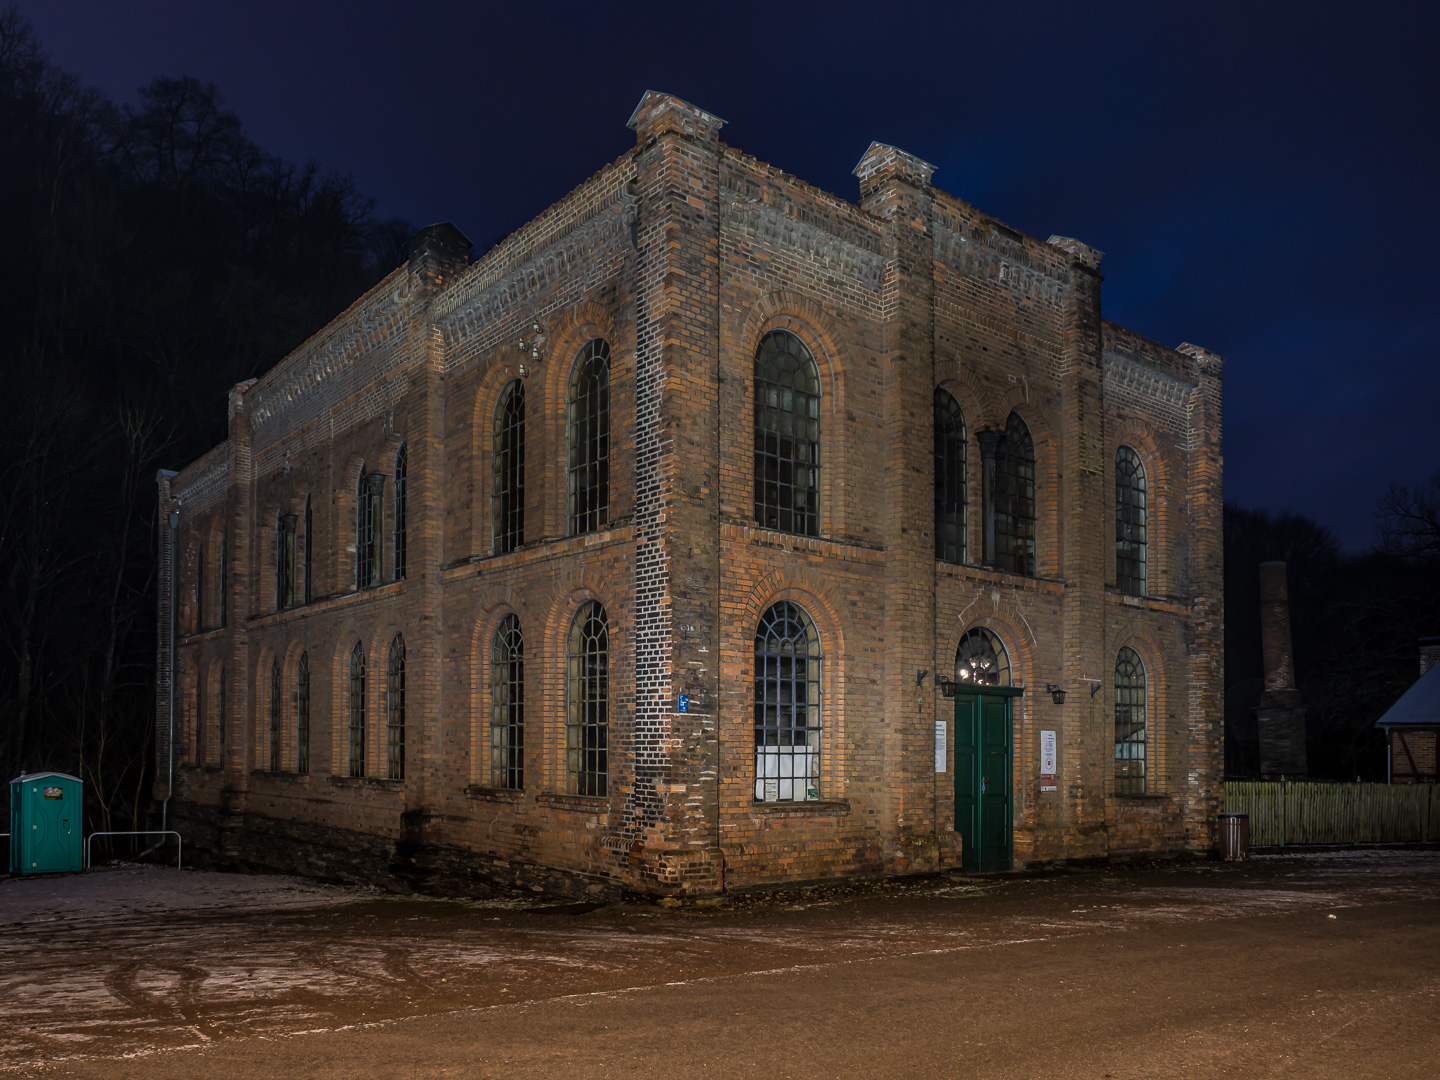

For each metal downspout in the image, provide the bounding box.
[164,508,179,831]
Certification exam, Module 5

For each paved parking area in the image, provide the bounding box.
[4,849,1439,1077]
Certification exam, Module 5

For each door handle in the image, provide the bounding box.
[981,777,986,794]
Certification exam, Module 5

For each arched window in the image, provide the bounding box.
[954,627,1011,687]
[386,635,405,780]
[303,495,313,604]
[356,466,382,589]
[568,340,610,535]
[754,601,822,802]
[753,330,821,536]
[492,379,526,555]
[216,664,226,767]
[277,512,297,611]
[195,541,205,632]
[566,601,608,796]
[934,388,967,563]
[490,614,524,790]
[1115,647,1147,794]
[393,443,408,581]
[268,657,282,771]
[993,411,1035,575]
[1116,446,1148,597]
[218,533,227,627]
[193,671,204,765]
[348,641,366,777]
[296,652,310,775]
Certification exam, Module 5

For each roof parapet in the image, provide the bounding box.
[852,141,935,199]
[1046,235,1104,272]
[627,91,725,145]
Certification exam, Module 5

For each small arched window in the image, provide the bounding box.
[348,641,366,777]
[1116,446,1148,597]
[492,380,526,554]
[754,330,821,536]
[490,614,524,790]
[1115,646,1147,794]
[993,411,1035,576]
[386,635,406,780]
[566,601,609,796]
[934,388,967,563]
[955,627,1011,687]
[393,443,408,581]
[568,340,610,535]
[268,657,282,771]
[296,651,310,775]
[754,601,822,802]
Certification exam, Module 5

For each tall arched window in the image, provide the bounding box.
[356,466,382,589]
[386,635,405,781]
[393,443,408,581]
[218,533,227,628]
[348,641,366,777]
[303,495,313,605]
[195,541,205,632]
[268,657,282,771]
[216,664,226,767]
[954,627,1011,687]
[568,340,610,535]
[754,601,822,802]
[1115,646,1147,794]
[492,379,525,555]
[566,601,608,796]
[296,651,310,775]
[754,330,821,536]
[277,512,297,611]
[993,411,1035,576]
[934,388,967,563]
[490,614,524,790]
[194,671,205,765]
[1116,446,1148,597]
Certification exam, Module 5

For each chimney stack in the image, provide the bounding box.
[1254,561,1308,777]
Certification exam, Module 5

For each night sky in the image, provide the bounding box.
[27,1,1438,550]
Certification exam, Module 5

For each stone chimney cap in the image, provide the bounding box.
[407,222,472,267]
[852,141,936,191]
[627,91,725,143]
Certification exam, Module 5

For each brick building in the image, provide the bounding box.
[155,92,1224,898]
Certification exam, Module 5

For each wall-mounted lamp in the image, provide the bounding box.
[516,320,546,377]
[936,676,957,698]
[1045,683,1066,705]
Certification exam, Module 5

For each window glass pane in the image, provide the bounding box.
[954,627,1011,687]
[934,389,967,563]
[492,381,526,554]
[349,642,366,777]
[387,635,405,780]
[567,341,610,536]
[994,412,1035,575]
[394,444,408,581]
[1115,647,1147,794]
[296,652,310,775]
[1115,446,1148,597]
[566,602,608,795]
[753,331,821,536]
[490,615,524,789]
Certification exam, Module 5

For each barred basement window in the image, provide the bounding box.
[566,601,608,796]
[993,411,1036,576]
[296,652,310,775]
[269,657,282,772]
[492,379,525,555]
[393,443,408,581]
[348,641,366,777]
[490,614,524,790]
[276,513,297,611]
[753,330,820,536]
[357,471,384,589]
[754,601,822,802]
[1115,646,1147,794]
[934,388,967,564]
[1116,445,1148,597]
[954,627,1011,687]
[386,635,405,781]
[567,340,610,536]
[303,496,313,604]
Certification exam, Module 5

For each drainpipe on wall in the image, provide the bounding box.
[165,507,179,832]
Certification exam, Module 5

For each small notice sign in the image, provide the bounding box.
[677,694,689,713]
[1040,729,1057,792]
[934,720,947,773]
[43,786,63,800]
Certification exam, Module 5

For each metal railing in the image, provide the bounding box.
[84,830,183,870]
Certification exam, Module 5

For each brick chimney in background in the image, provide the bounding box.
[1420,637,1440,676]
[1254,561,1309,777]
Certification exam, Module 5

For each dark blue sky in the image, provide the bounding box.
[26,0,1439,549]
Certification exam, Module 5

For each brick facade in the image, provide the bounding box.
[155,92,1225,897]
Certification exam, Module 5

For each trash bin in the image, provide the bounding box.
[9,772,83,875]
[1217,811,1249,862]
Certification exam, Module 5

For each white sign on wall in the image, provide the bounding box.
[935,720,947,773]
[1040,729,1058,792]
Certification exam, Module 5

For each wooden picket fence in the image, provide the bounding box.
[1225,781,1440,846]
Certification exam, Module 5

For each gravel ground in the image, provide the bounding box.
[4,848,1439,1077]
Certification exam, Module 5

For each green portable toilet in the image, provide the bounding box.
[9,772,83,875]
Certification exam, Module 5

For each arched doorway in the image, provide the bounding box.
[952,628,1023,872]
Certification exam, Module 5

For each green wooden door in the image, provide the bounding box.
[954,688,1019,872]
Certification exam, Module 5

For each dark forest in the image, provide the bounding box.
[1,8,1436,839]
